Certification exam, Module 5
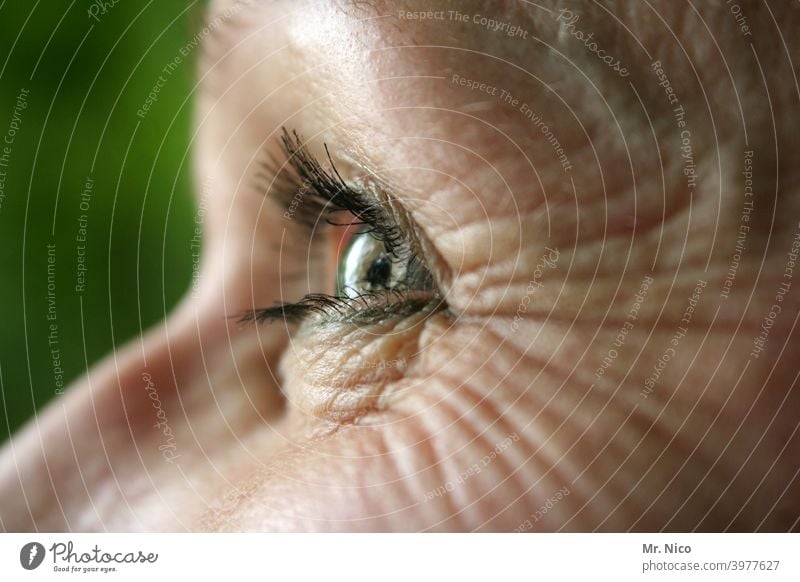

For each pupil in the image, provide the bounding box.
[366,254,392,289]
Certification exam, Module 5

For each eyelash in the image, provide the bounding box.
[268,129,409,257]
[243,128,440,325]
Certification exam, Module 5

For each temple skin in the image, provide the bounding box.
[1,0,799,531]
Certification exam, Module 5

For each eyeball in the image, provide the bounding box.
[336,234,406,298]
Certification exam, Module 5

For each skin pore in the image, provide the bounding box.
[1,0,799,531]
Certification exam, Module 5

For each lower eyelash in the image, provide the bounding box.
[241,290,442,326]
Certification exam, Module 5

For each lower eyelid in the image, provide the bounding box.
[244,289,441,327]
[280,308,439,424]
[306,292,442,325]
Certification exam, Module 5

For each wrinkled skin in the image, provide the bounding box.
[2,0,799,531]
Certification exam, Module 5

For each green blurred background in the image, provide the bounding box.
[0,2,204,441]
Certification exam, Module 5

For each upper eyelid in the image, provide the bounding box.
[333,151,454,291]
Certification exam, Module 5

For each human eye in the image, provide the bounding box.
[243,129,446,327]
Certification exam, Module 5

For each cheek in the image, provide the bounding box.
[231,319,579,530]
[200,357,551,532]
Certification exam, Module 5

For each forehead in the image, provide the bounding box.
[198,1,612,189]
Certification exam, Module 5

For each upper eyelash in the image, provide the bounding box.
[259,128,410,259]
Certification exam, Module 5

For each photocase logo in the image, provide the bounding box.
[19,542,45,570]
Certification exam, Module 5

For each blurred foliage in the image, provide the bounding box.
[0,2,204,440]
